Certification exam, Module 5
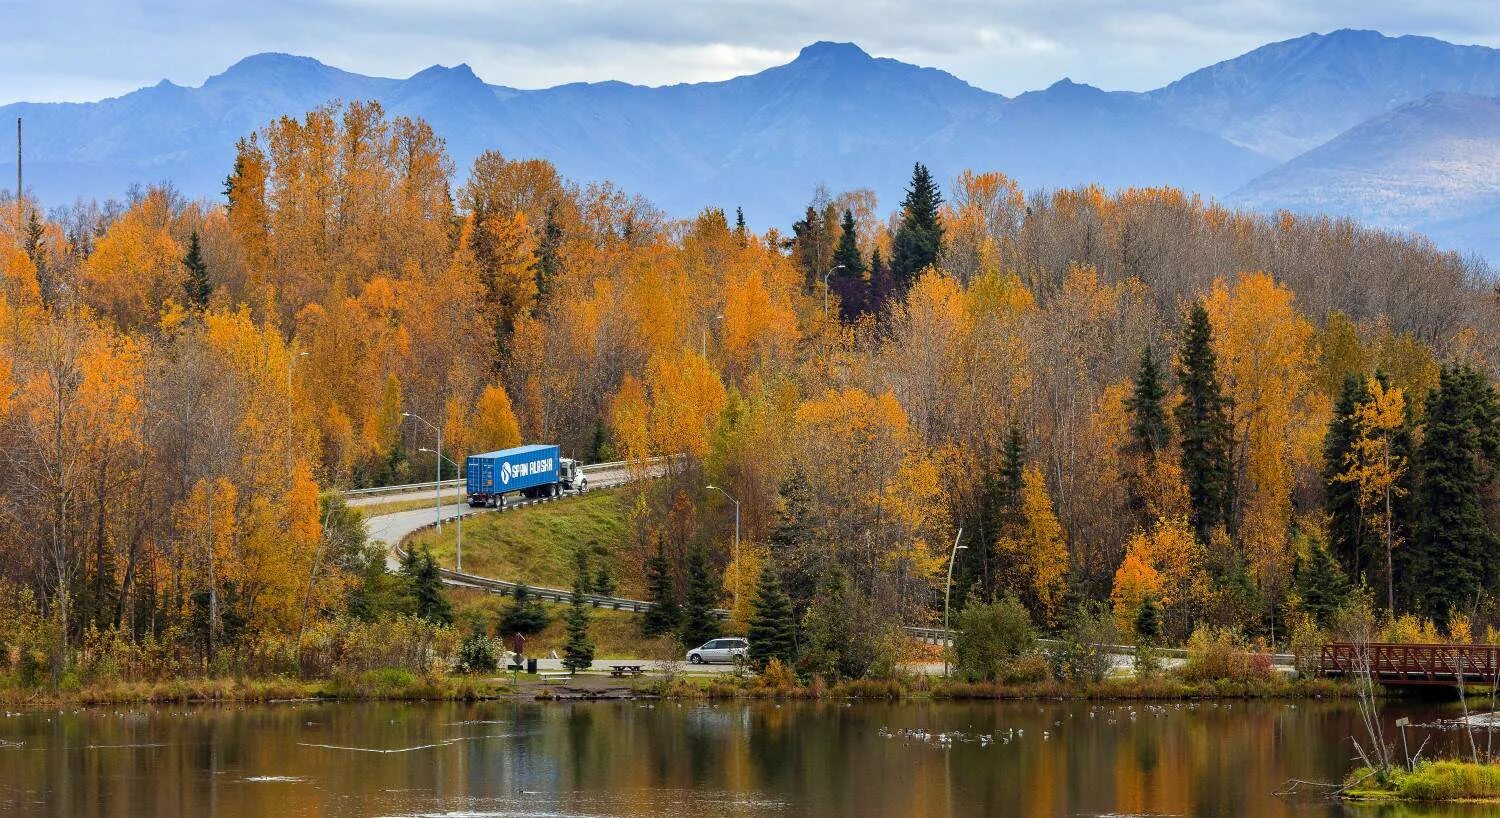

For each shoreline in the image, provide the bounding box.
[2,671,1364,708]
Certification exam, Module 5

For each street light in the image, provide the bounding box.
[402,411,443,532]
[823,264,846,319]
[422,447,464,571]
[706,484,741,610]
[943,527,966,678]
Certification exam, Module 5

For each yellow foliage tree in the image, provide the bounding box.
[470,383,523,454]
[995,465,1070,626]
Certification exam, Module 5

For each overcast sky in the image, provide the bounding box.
[6,1,1500,104]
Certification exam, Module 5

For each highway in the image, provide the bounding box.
[356,458,1293,672]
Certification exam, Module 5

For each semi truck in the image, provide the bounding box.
[465,444,587,507]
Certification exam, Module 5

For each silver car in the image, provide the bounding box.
[686,637,748,664]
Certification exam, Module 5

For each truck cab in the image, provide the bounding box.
[559,458,588,493]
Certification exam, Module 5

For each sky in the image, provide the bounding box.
[5,0,1500,104]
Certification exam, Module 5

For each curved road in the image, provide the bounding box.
[357,462,1293,672]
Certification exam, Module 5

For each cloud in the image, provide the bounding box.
[8,0,1500,104]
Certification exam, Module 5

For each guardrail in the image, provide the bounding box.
[342,455,676,498]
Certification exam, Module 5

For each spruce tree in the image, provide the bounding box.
[830,208,868,321]
[1134,595,1162,644]
[734,207,747,245]
[405,546,452,625]
[499,584,549,636]
[641,537,680,638]
[1324,374,1372,582]
[890,162,943,287]
[535,200,563,301]
[1408,366,1499,625]
[182,230,211,309]
[832,208,865,279]
[679,544,720,649]
[1174,303,1234,543]
[593,561,617,597]
[747,567,795,668]
[561,583,595,672]
[23,210,51,306]
[1293,538,1350,629]
[1125,346,1170,455]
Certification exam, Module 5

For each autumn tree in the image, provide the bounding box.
[994,465,1069,626]
[1336,377,1409,611]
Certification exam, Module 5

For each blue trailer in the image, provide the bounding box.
[466,444,587,507]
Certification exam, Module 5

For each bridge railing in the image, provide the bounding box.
[1319,642,1500,685]
[341,455,676,498]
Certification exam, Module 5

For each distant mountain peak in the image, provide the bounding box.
[793,41,871,64]
[207,52,338,86]
[407,62,483,85]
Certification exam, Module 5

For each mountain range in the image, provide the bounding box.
[5,29,1500,260]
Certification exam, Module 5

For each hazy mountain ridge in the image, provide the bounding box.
[4,32,1500,257]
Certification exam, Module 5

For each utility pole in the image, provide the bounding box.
[707,484,741,611]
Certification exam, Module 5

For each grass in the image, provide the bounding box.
[409,489,634,594]
[0,672,514,707]
[1345,761,1500,803]
[450,587,670,659]
[348,491,465,517]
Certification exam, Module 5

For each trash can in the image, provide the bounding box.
[526,658,538,674]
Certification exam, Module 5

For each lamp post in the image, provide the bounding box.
[402,411,443,531]
[823,264,845,319]
[942,527,965,678]
[706,484,741,610]
[422,447,464,571]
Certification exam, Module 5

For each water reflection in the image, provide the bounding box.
[0,698,1490,816]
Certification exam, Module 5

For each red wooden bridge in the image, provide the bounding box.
[1319,643,1500,687]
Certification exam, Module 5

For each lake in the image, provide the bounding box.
[0,697,1491,816]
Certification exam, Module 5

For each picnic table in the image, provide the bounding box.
[538,671,572,684]
[609,664,646,677]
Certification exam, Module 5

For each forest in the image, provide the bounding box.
[0,99,1498,684]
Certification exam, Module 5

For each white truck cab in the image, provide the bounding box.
[559,457,588,493]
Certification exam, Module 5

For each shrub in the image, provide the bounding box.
[1177,626,1274,683]
[454,626,498,674]
[1052,602,1121,683]
[952,595,1036,682]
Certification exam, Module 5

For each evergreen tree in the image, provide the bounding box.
[561,583,595,672]
[747,567,795,668]
[1174,303,1234,543]
[1408,366,1499,624]
[641,536,680,638]
[734,207,747,245]
[403,546,452,625]
[1125,346,1170,455]
[830,208,868,321]
[1293,538,1350,629]
[593,561,617,597]
[23,209,51,306]
[767,469,819,612]
[889,162,943,287]
[499,584,549,636]
[832,208,865,279]
[182,230,211,309]
[1324,374,1372,582]
[1134,595,1162,643]
[535,200,564,301]
[680,544,720,648]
